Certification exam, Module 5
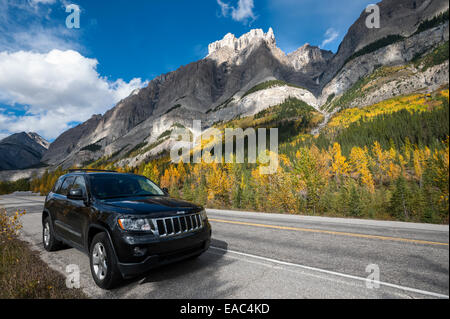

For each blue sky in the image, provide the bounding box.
[0,0,375,141]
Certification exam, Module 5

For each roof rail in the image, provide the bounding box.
[68,168,118,173]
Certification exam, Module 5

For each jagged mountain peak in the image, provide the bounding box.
[26,132,50,149]
[287,43,334,71]
[207,27,276,57]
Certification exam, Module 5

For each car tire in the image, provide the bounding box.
[89,232,122,290]
[42,216,64,252]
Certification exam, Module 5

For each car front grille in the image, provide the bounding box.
[153,213,203,237]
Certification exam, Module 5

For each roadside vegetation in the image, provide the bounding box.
[0,178,30,195]
[0,208,87,298]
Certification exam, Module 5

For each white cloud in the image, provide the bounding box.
[217,0,256,24]
[320,28,339,48]
[0,49,147,139]
[29,0,57,6]
[0,0,81,53]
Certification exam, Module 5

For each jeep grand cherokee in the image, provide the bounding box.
[42,169,211,289]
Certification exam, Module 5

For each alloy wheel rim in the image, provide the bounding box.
[43,223,50,246]
[92,243,107,281]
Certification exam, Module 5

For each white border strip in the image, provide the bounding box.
[210,246,449,299]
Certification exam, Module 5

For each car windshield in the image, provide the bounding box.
[89,174,165,199]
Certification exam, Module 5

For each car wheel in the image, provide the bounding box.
[89,232,122,289]
[43,217,63,251]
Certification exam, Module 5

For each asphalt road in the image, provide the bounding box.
[1,193,448,299]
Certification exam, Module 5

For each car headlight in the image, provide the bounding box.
[118,218,155,232]
[200,209,207,221]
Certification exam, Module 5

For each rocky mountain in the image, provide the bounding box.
[0,132,49,170]
[9,0,450,174]
[287,44,333,81]
[319,0,450,88]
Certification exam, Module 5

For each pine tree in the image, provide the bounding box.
[390,175,411,220]
[348,183,362,217]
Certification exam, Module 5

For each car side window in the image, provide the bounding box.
[59,176,75,196]
[52,177,65,194]
[72,176,87,197]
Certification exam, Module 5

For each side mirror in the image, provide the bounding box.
[162,187,169,195]
[68,188,85,200]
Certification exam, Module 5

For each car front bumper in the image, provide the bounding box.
[114,222,211,278]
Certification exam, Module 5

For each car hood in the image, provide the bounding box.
[96,196,201,217]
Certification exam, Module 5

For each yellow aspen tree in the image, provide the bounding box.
[330,142,349,184]
[404,137,412,164]
[169,165,181,188]
[294,146,329,214]
[432,139,449,206]
[206,163,233,206]
[251,166,269,211]
[349,146,374,193]
[177,160,187,184]
[372,141,390,184]
[413,148,423,185]
[385,147,401,181]
[160,168,171,189]
[143,163,160,184]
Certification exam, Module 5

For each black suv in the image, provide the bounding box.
[42,169,211,289]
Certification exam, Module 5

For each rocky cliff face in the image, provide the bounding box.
[287,44,333,81]
[0,132,49,170]
[33,0,450,171]
[319,0,449,88]
[319,22,449,106]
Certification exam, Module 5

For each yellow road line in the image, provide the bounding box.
[209,218,449,246]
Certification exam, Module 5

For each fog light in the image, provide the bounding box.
[133,246,147,257]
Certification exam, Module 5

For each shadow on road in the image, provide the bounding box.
[111,239,240,298]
